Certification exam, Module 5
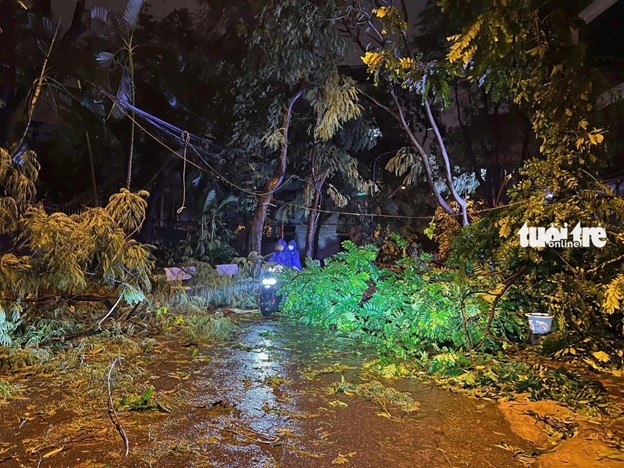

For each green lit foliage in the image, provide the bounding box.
[279,241,520,357]
[117,386,163,412]
[279,241,378,332]
[441,0,624,336]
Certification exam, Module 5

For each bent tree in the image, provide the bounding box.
[344,4,470,226]
[0,147,153,344]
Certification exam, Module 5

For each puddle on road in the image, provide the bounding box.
[0,315,534,467]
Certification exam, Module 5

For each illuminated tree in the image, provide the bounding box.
[443,0,624,334]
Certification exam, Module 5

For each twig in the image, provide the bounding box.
[107,357,130,457]
[458,291,474,349]
[0,294,117,303]
[98,295,123,330]
[437,448,454,467]
[117,301,141,323]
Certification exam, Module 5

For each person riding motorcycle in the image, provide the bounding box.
[268,239,292,268]
[260,240,288,316]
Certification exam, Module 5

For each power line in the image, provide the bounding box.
[103,92,519,221]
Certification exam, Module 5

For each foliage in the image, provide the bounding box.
[352,3,470,225]
[1,148,153,298]
[105,188,149,235]
[425,201,482,260]
[0,303,21,346]
[195,190,239,263]
[279,241,520,357]
[180,311,238,343]
[233,0,367,253]
[151,255,265,323]
[542,333,624,376]
[190,262,259,309]
[413,0,624,340]
[367,348,608,415]
[0,147,154,344]
[302,363,354,380]
[117,386,168,412]
[327,376,420,416]
[279,241,379,332]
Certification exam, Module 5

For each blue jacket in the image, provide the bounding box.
[269,239,292,267]
[288,240,302,270]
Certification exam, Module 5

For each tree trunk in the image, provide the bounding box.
[248,87,303,253]
[305,177,325,259]
[313,211,329,261]
[389,90,456,217]
[125,44,136,190]
[423,99,469,226]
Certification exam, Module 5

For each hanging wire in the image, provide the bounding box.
[176,130,191,214]
[101,91,521,221]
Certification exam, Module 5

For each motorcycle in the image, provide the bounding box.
[259,265,282,316]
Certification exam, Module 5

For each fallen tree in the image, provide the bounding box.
[0,147,153,345]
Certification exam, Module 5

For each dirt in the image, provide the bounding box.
[0,315,622,467]
[499,398,624,467]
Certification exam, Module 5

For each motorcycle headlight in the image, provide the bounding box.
[262,277,277,286]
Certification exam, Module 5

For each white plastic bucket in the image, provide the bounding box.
[526,313,553,334]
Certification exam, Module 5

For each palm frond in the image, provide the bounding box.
[121,0,145,32]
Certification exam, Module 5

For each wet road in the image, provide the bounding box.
[137,315,533,467]
[0,315,534,467]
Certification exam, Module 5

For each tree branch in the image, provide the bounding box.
[389,87,456,217]
[107,358,130,457]
[424,98,469,226]
[473,265,527,350]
